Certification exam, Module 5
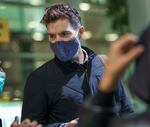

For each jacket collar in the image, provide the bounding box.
[54,46,96,74]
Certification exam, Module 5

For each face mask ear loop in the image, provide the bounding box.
[73,30,80,43]
[73,31,81,59]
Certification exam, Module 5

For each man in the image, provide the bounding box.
[21,3,134,127]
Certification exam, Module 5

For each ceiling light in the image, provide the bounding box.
[79,3,91,11]
[104,33,119,42]
[0,6,7,9]
[29,0,42,6]
[3,61,12,69]
[27,21,46,32]
[82,31,92,40]
[27,21,40,29]
[32,32,44,41]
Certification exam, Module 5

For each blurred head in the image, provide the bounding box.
[41,4,84,61]
[0,62,6,94]
[0,71,5,94]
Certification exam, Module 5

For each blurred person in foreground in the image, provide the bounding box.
[21,3,134,127]
[0,61,42,127]
[78,32,148,127]
[0,61,6,95]
[0,60,6,127]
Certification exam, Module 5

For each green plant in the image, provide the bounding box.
[106,0,130,35]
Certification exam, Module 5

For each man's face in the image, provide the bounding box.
[47,19,78,43]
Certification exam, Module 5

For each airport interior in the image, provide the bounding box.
[0,0,150,126]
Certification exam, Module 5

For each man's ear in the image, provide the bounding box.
[79,26,85,39]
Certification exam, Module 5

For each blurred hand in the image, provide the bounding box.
[11,116,42,127]
[100,34,144,92]
[64,118,79,127]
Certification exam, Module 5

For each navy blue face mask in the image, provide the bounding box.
[50,37,80,62]
[0,71,6,94]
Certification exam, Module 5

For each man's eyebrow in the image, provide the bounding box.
[48,30,71,35]
[48,33,54,35]
[61,31,71,33]
[60,31,72,34]
[48,33,55,36]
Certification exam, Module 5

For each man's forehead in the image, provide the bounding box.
[47,20,76,34]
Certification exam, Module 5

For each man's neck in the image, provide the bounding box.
[72,48,88,64]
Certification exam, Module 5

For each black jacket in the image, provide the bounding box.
[21,47,133,127]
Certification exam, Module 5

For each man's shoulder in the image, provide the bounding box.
[29,58,55,78]
[91,54,106,68]
[24,58,59,89]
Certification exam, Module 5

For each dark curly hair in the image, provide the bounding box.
[41,3,82,30]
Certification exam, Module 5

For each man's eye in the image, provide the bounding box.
[48,34,55,39]
[60,32,70,37]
